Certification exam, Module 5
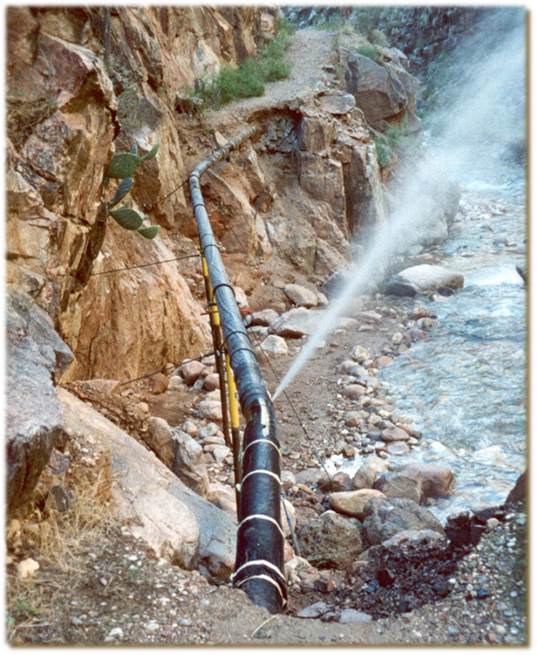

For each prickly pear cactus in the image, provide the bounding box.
[104,140,160,240]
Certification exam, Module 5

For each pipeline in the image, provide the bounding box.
[188,125,286,613]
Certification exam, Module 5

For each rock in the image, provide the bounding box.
[298,510,364,569]
[283,283,319,308]
[105,627,125,641]
[386,265,464,297]
[272,307,317,338]
[6,290,73,512]
[362,497,444,546]
[373,472,422,503]
[505,470,527,505]
[196,399,223,422]
[295,468,324,487]
[212,444,231,463]
[399,463,454,500]
[343,384,366,400]
[172,430,209,497]
[320,92,357,115]
[351,345,370,363]
[338,609,372,623]
[381,528,447,554]
[444,511,487,547]
[146,417,175,468]
[351,456,389,490]
[17,558,40,580]
[328,489,386,520]
[250,308,279,327]
[207,483,237,516]
[58,389,235,579]
[169,375,185,391]
[376,355,393,368]
[179,360,205,386]
[297,600,332,618]
[45,484,72,512]
[344,53,418,125]
[386,441,410,456]
[182,420,198,437]
[203,373,220,391]
[150,372,169,394]
[285,556,322,591]
[281,470,296,488]
[381,426,410,442]
[344,411,364,428]
[318,472,352,493]
[259,334,289,356]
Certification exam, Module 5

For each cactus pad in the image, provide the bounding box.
[106,153,142,178]
[137,225,160,239]
[109,207,144,230]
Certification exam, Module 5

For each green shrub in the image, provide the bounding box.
[356,43,382,64]
[188,20,293,110]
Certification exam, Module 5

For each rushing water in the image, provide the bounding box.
[328,176,526,521]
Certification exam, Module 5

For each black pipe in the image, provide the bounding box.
[188,126,286,613]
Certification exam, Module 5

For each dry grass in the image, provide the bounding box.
[6,457,116,643]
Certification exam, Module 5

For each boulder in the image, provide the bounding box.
[319,92,357,115]
[298,510,364,569]
[362,497,444,546]
[329,489,386,520]
[399,463,454,501]
[351,345,370,363]
[344,53,418,125]
[318,472,352,493]
[272,307,318,338]
[250,308,279,327]
[351,456,389,490]
[373,472,422,503]
[58,389,235,579]
[259,334,289,356]
[6,290,73,512]
[386,264,464,297]
[505,470,527,505]
[283,283,319,308]
[172,430,209,497]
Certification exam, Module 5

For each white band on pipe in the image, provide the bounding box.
[241,469,281,486]
[234,574,286,603]
[232,559,286,583]
[238,514,285,538]
[242,439,281,458]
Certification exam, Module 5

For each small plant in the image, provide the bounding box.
[356,42,382,64]
[104,142,160,239]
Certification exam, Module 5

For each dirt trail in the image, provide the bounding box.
[207,28,337,131]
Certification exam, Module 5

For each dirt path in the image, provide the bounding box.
[206,28,337,131]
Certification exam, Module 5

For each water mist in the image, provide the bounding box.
[273,10,525,401]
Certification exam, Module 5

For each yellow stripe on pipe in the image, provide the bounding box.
[226,353,240,429]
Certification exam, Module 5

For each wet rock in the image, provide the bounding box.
[259,334,289,356]
[381,426,410,442]
[399,462,454,501]
[373,472,422,503]
[362,497,444,546]
[505,470,527,505]
[7,291,73,512]
[444,511,487,547]
[172,430,209,497]
[386,264,464,296]
[283,283,319,308]
[273,307,317,338]
[351,456,389,490]
[179,360,205,386]
[319,92,357,115]
[386,441,410,456]
[328,489,386,519]
[298,510,364,569]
